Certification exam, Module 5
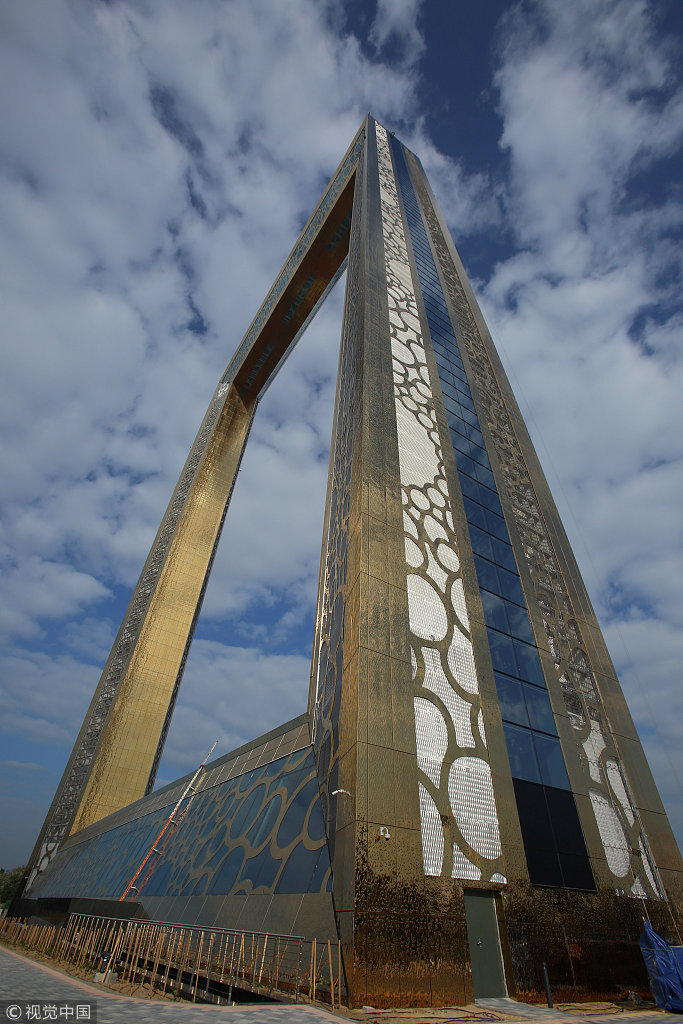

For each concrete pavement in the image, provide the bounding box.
[2,946,682,1024]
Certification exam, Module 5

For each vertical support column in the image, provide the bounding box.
[26,383,255,884]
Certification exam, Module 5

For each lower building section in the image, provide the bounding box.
[23,712,680,1007]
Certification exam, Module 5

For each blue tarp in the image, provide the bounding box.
[639,920,683,1013]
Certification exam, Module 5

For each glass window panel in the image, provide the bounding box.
[524,684,557,734]
[275,842,322,894]
[514,640,547,686]
[492,537,517,572]
[534,734,570,789]
[473,553,499,593]
[480,592,509,633]
[525,845,564,887]
[470,445,491,469]
[503,723,540,783]
[495,674,528,726]
[459,474,480,502]
[506,603,536,644]
[485,510,508,541]
[559,853,596,891]
[469,525,493,560]
[477,485,503,515]
[497,567,525,606]
[512,779,553,850]
[456,454,476,478]
[209,848,245,895]
[459,407,480,428]
[475,464,496,490]
[487,628,517,676]
[458,393,476,413]
[463,497,488,531]
[454,364,471,387]
[243,845,281,890]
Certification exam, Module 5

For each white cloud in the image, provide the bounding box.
[0,0,680,872]
[369,0,425,67]
[481,0,683,846]
[0,0,436,866]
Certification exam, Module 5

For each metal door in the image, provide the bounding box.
[464,889,507,998]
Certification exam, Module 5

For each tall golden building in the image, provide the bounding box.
[24,117,682,1007]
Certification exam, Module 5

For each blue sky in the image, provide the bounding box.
[1,0,682,869]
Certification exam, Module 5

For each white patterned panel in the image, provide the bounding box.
[407,574,448,641]
[583,716,607,783]
[448,758,502,860]
[589,789,631,877]
[375,122,503,883]
[452,845,481,880]
[414,697,448,785]
[419,783,444,875]
[605,758,635,826]
[639,834,664,898]
[447,631,480,694]
[422,648,474,748]
[631,875,648,898]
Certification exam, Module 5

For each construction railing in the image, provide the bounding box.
[0,914,345,1008]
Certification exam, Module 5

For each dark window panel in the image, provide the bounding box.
[459,474,480,502]
[473,553,500,593]
[463,497,488,532]
[481,593,509,633]
[474,463,496,490]
[506,603,536,644]
[470,524,494,560]
[534,735,570,789]
[485,510,509,541]
[525,845,564,887]
[492,537,517,572]
[558,853,597,891]
[546,788,591,856]
[524,684,557,734]
[513,639,547,687]
[488,628,517,677]
[503,723,541,783]
[497,566,526,606]
[477,485,503,515]
[495,673,528,727]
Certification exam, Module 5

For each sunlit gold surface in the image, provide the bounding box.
[71,387,255,830]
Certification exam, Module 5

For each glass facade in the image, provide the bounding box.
[29,746,331,906]
[391,137,595,891]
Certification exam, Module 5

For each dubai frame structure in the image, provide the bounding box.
[24,117,682,1006]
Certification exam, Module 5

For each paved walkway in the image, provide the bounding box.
[476,997,683,1024]
[0,946,337,1023]
[3,947,682,1024]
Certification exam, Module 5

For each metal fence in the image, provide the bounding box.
[0,914,345,1007]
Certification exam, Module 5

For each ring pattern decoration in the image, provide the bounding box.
[407,157,663,900]
[27,747,331,904]
[376,124,504,883]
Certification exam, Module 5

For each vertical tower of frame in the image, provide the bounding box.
[310,118,681,1005]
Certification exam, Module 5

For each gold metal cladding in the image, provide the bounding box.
[403,148,678,900]
[28,123,364,876]
[71,387,255,830]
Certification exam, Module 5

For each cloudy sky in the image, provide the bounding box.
[1,0,681,870]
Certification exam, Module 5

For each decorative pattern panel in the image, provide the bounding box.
[408,156,664,900]
[375,123,504,883]
[28,747,330,904]
[309,147,364,855]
